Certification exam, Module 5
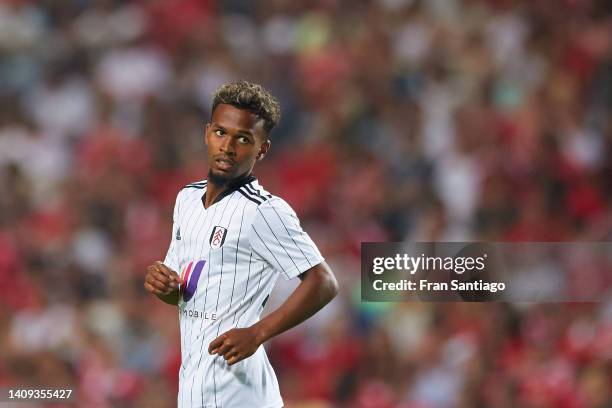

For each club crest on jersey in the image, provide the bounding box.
[209,226,227,249]
[179,260,205,302]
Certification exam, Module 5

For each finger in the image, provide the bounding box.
[209,335,225,354]
[146,273,170,288]
[144,281,155,293]
[144,282,164,296]
[226,354,244,366]
[147,276,173,294]
[147,270,172,286]
[148,269,175,286]
[156,267,181,288]
[148,281,170,295]
[155,262,178,279]
[216,342,234,357]
[169,275,182,288]
[223,350,238,361]
[157,275,179,289]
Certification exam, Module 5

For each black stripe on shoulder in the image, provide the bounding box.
[250,184,272,199]
[244,183,270,202]
[182,181,207,190]
[238,188,263,205]
[244,182,260,196]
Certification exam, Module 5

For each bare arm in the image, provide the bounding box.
[209,261,338,365]
[253,261,338,343]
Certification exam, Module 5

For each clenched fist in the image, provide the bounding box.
[144,261,183,304]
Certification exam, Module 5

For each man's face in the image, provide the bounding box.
[205,104,270,184]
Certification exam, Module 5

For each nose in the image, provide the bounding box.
[219,135,236,156]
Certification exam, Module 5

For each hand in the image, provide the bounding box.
[144,261,182,296]
[208,327,263,366]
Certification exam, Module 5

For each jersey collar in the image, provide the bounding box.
[202,173,256,207]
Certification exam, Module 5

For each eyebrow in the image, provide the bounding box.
[212,123,254,138]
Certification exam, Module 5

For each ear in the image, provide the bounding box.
[257,139,271,161]
[204,123,211,146]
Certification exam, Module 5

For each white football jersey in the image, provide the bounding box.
[163,174,324,408]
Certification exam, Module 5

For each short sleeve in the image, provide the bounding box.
[163,193,181,275]
[249,197,324,280]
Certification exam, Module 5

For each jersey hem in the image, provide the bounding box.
[258,399,284,408]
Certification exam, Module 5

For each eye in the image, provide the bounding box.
[237,136,251,144]
[214,129,225,137]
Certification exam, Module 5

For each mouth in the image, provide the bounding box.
[214,157,236,172]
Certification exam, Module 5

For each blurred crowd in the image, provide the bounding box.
[0,0,611,407]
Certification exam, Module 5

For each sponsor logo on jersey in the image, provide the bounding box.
[209,226,227,249]
[181,308,217,320]
[179,260,205,302]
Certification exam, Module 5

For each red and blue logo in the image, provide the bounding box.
[179,260,205,302]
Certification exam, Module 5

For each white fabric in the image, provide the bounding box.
[164,178,324,408]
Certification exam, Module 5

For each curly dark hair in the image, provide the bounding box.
[211,80,281,134]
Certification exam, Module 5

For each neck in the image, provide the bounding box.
[203,171,254,209]
[204,175,227,208]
